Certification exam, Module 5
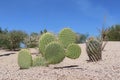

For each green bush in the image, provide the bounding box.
[18,49,32,69]
[58,28,76,48]
[66,43,81,59]
[0,28,10,49]
[0,28,27,50]
[8,30,27,50]
[106,25,120,41]
[39,32,56,56]
[0,34,10,49]
[44,42,65,64]
[32,56,47,67]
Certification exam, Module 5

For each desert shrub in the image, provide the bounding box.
[76,33,89,43]
[8,30,27,50]
[106,25,120,41]
[0,28,9,49]
[23,32,40,48]
[0,34,10,48]
[98,27,109,41]
[58,28,76,48]
[0,30,27,50]
[97,27,109,51]
[39,32,56,56]
[32,56,47,67]
[66,43,81,59]
[18,49,32,69]
[44,42,65,64]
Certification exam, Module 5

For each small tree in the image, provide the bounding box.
[8,30,27,50]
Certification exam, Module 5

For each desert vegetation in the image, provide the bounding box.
[0,28,27,50]
[0,25,120,80]
[0,25,120,64]
[18,28,81,69]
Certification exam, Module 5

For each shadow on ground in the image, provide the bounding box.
[0,53,16,57]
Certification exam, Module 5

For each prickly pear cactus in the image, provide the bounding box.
[32,56,47,67]
[58,28,76,48]
[66,43,81,59]
[18,49,32,69]
[44,42,65,64]
[39,32,56,56]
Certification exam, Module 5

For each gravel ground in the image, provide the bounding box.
[0,41,120,80]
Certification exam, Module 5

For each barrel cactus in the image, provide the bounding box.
[58,28,76,48]
[86,38,102,62]
[66,43,81,59]
[44,42,65,64]
[39,32,56,56]
[18,49,32,69]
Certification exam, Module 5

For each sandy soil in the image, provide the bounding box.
[0,41,120,80]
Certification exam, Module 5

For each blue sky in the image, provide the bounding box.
[0,0,120,35]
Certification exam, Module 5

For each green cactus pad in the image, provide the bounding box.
[44,42,65,64]
[32,56,47,67]
[18,49,32,69]
[66,43,81,59]
[58,28,76,48]
[39,32,56,56]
